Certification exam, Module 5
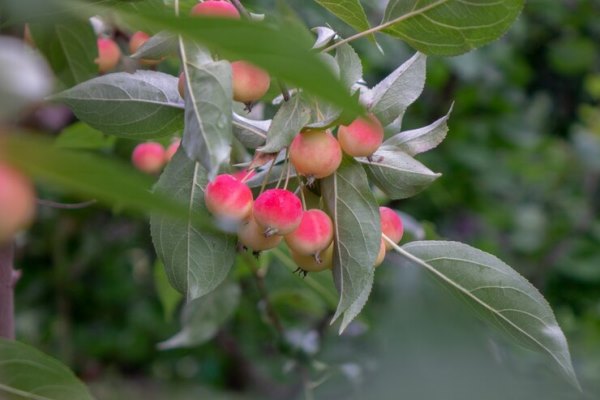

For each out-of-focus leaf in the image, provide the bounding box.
[259,93,311,153]
[0,338,94,400]
[131,31,177,60]
[54,122,115,150]
[154,259,183,323]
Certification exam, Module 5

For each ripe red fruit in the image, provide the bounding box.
[95,38,121,73]
[337,114,384,157]
[289,130,342,179]
[238,216,282,251]
[191,1,240,18]
[0,164,36,242]
[129,31,161,66]
[231,61,271,103]
[291,243,334,273]
[253,189,302,235]
[131,142,166,174]
[165,139,181,161]
[379,206,403,250]
[178,72,186,98]
[205,174,253,223]
[374,238,386,267]
[285,209,333,256]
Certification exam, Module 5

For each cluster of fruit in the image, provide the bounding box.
[204,173,404,274]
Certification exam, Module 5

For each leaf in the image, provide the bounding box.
[382,0,525,56]
[158,281,240,349]
[54,122,115,150]
[0,338,94,400]
[382,104,453,156]
[131,31,177,60]
[360,148,441,200]
[314,0,372,39]
[154,260,183,323]
[311,26,338,50]
[29,19,97,87]
[1,133,189,220]
[259,93,311,153]
[397,240,580,389]
[52,71,184,139]
[321,157,380,329]
[150,148,237,301]
[180,40,232,178]
[232,113,269,149]
[368,52,426,127]
[336,43,363,91]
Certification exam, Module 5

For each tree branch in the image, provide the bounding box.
[0,241,16,339]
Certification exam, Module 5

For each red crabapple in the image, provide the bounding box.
[204,174,253,223]
[289,130,342,179]
[165,139,181,161]
[231,61,271,103]
[238,215,282,251]
[284,209,333,257]
[374,238,386,267]
[131,142,166,174]
[291,243,334,273]
[337,114,384,157]
[0,163,36,242]
[380,206,403,250]
[253,189,302,235]
[95,38,121,73]
[191,1,240,18]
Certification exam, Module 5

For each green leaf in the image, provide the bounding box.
[131,31,177,60]
[368,52,426,127]
[179,40,232,178]
[150,148,237,301]
[0,338,94,400]
[232,113,269,149]
[382,105,452,156]
[54,122,115,150]
[311,26,338,50]
[52,71,184,139]
[382,0,525,56]
[29,19,97,88]
[314,0,372,37]
[321,157,380,330]
[361,148,441,200]
[396,241,580,389]
[1,134,189,220]
[158,281,240,349]
[259,93,311,153]
[336,43,363,91]
[154,259,183,323]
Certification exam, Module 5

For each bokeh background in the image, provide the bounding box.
[4,0,600,398]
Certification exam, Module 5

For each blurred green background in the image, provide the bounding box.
[5,0,600,398]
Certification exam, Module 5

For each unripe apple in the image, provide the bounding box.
[291,243,334,273]
[374,238,386,268]
[285,209,333,256]
[129,31,161,66]
[289,130,342,179]
[95,38,121,73]
[165,139,181,161]
[231,61,271,103]
[131,142,166,174]
[238,215,282,251]
[380,206,403,250]
[191,1,240,18]
[337,114,384,157]
[0,164,36,242]
[178,72,186,98]
[253,189,302,235]
[205,174,253,223]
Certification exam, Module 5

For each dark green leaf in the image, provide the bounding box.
[314,0,372,37]
[150,148,237,301]
[321,157,380,331]
[0,338,94,400]
[158,281,240,349]
[54,122,116,150]
[154,260,183,323]
[131,31,178,60]
[382,0,525,56]
[52,71,184,139]
[398,241,580,389]
[361,148,441,200]
[259,93,311,153]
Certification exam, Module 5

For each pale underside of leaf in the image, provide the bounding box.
[259,93,311,153]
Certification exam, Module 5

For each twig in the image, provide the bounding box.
[230,0,251,19]
[0,241,16,339]
[37,199,97,209]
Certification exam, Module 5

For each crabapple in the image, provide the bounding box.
[131,142,166,174]
[380,206,403,250]
[178,72,185,98]
[337,114,384,157]
[129,31,161,66]
[374,238,386,268]
[238,215,282,251]
[191,1,240,18]
[253,189,302,235]
[284,209,333,257]
[291,243,334,273]
[204,174,253,223]
[95,38,121,73]
[0,164,36,242]
[165,139,181,161]
[231,61,271,103]
[289,130,342,179]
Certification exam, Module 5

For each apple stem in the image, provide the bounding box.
[230,0,251,19]
[278,80,290,102]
